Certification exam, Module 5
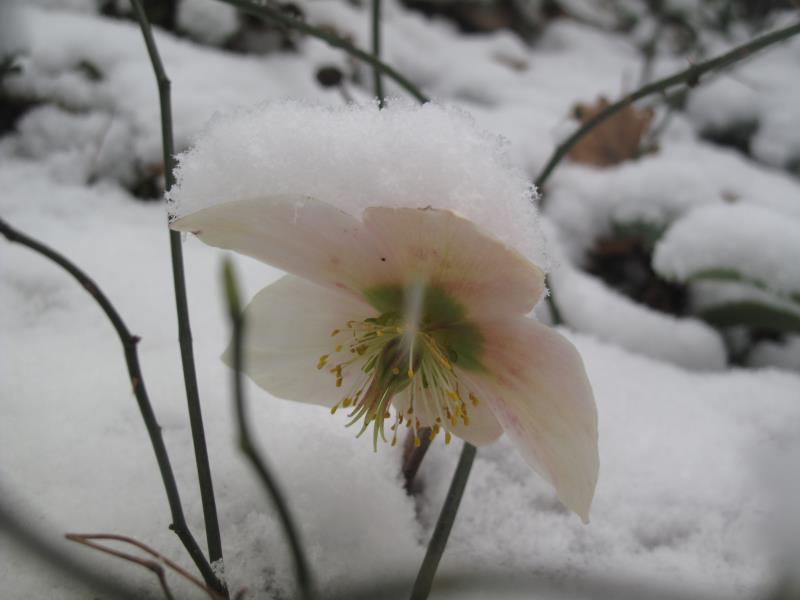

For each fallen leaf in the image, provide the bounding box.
[568,96,654,167]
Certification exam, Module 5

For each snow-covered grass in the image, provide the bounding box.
[3,0,800,598]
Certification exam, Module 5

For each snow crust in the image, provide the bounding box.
[168,101,549,269]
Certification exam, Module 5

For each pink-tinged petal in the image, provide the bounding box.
[172,196,393,299]
[477,317,598,522]
[362,207,545,318]
[222,275,376,407]
[447,373,504,446]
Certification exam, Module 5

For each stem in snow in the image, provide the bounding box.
[410,442,477,600]
[128,1,226,588]
[402,427,433,492]
[372,0,385,107]
[0,217,220,593]
[222,260,315,600]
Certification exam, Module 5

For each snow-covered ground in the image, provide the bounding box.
[2,1,800,598]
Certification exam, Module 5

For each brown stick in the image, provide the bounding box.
[66,533,225,600]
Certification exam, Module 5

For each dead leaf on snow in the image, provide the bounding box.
[568,96,655,167]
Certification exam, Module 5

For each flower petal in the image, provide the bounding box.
[222,275,376,407]
[171,196,391,300]
[476,317,598,522]
[389,379,503,447]
[443,373,504,446]
[362,207,545,318]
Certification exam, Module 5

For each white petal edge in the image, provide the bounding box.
[171,195,394,301]
[363,207,545,318]
[222,274,376,407]
[476,317,599,522]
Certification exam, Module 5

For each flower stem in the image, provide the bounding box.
[371,0,384,107]
[222,260,315,600]
[402,427,433,492]
[0,217,221,593]
[534,20,800,190]
[128,0,226,584]
[410,442,477,600]
[217,0,429,103]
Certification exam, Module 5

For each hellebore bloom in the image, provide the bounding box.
[172,195,598,521]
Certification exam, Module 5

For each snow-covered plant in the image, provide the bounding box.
[652,202,800,358]
[169,101,599,521]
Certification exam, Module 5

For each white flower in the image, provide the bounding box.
[172,195,598,522]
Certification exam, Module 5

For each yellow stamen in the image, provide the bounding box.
[445,431,452,444]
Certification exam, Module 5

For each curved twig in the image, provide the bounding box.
[66,533,224,600]
[0,217,220,592]
[534,20,800,189]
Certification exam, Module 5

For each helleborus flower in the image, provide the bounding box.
[172,195,598,521]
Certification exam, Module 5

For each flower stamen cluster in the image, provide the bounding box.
[320,310,481,450]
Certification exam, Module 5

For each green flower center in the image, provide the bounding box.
[317,284,484,449]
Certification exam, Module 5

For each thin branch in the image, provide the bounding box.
[128,0,226,585]
[66,533,223,600]
[217,0,429,103]
[410,442,477,600]
[534,20,800,189]
[0,494,141,600]
[66,535,177,600]
[222,260,315,600]
[371,0,384,107]
[0,217,219,592]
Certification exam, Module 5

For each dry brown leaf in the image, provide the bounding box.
[568,96,655,167]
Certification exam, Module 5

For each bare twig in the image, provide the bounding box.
[0,494,140,600]
[66,533,224,600]
[222,260,315,600]
[371,0,384,107]
[0,217,219,592]
[534,20,800,189]
[128,1,226,588]
[217,0,429,103]
[66,534,177,600]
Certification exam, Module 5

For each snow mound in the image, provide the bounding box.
[654,203,800,298]
[168,101,549,268]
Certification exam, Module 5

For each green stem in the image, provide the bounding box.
[128,1,226,586]
[0,217,220,592]
[372,0,384,107]
[410,442,477,600]
[222,261,315,600]
[534,20,800,189]
[217,0,429,103]
[545,286,563,326]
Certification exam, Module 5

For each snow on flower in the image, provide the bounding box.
[169,102,598,521]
